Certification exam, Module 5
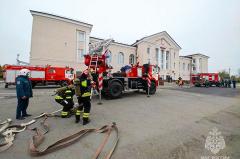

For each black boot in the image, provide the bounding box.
[16,117,25,120]
[23,114,32,117]
[75,115,80,123]
[83,118,90,125]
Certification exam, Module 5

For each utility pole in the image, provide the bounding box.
[229,68,231,78]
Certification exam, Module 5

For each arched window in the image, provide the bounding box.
[106,51,112,64]
[118,52,124,64]
[129,54,135,64]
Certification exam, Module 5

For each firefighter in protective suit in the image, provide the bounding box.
[55,84,75,118]
[74,78,83,123]
[76,70,92,125]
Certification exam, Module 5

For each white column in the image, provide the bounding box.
[85,32,90,55]
[169,49,172,70]
[163,50,166,70]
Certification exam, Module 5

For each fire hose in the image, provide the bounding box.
[0,109,61,153]
[28,116,119,159]
[0,109,119,159]
[0,119,36,152]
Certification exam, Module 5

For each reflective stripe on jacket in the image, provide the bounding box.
[80,80,91,97]
[55,95,63,100]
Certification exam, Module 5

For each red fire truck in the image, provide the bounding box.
[191,73,221,87]
[85,39,159,99]
[3,65,74,88]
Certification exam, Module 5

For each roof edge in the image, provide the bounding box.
[90,36,136,48]
[185,53,210,58]
[132,31,181,49]
[30,10,93,29]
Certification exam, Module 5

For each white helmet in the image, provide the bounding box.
[19,69,30,76]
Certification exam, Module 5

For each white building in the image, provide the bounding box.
[29,10,209,81]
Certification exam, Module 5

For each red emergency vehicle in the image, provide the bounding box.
[3,65,74,88]
[84,39,159,99]
[191,73,221,87]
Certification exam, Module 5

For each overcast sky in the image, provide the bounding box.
[0,0,239,74]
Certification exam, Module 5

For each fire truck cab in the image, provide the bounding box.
[191,73,220,87]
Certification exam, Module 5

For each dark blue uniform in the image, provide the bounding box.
[16,75,33,119]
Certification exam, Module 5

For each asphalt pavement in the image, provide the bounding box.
[0,83,239,159]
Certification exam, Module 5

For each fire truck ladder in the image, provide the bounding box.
[88,39,113,72]
[89,55,99,72]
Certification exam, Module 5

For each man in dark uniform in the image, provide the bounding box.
[16,69,33,120]
[78,70,92,125]
[232,78,236,89]
[55,84,75,118]
[204,79,210,88]
[228,79,232,88]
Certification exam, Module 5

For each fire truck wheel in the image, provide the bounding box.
[148,81,156,95]
[106,81,123,99]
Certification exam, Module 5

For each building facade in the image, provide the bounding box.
[30,10,209,80]
[30,10,92,72]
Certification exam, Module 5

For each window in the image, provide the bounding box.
[106,51,112,64]
[174,52,176,58]
[129,54,135,64]
[188,64,190,71]
[147,48,150,54]
[48,68,56,73]
[76,30,86,62]
[66,69,74,74]
[174,62,175,69]
[77,49,85,62]
[183,63,185,70]
[118,52,124,64]
[78,32,85,41]
[193,59,196,63]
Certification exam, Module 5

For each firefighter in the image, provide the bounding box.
[55,84,75,118]
[79,70,92,125]
[204,79,209,88]
[74,78,84,123]
[16,69,33,120]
